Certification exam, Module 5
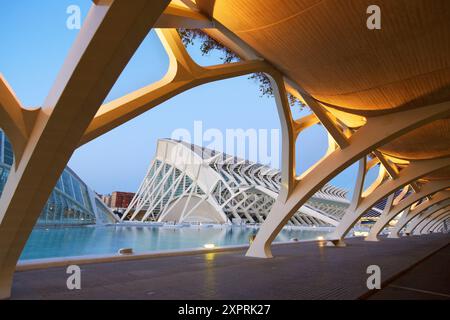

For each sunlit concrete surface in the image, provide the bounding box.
[10,233,449,300]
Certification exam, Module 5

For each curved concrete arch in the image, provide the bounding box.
[412,206,450,235]
[253,184,340,226]
[1,2,449,301]
[431,216,450,233]
[437,223,448,233]
[80,28,275,146]
[387,207,410,239]
[362,165,388,198]
[246,100,450,257]
[364,192,396,241]
[387,191,450,237]
[421,210,450,234]
[253,184,340,227]
[327,160,450,246]
[365,180,450,241]
[0,75,39,167]
[0,0,172,299]
[406,200,450,235]
[427,214,450,234]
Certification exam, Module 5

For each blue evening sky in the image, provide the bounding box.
[0,1,377,197]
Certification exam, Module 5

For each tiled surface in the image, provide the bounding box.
[369,242,450,300]
[11,234,450,300]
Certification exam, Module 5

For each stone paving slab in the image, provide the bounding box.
[10,233,450,300]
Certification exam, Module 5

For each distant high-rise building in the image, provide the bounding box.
[110,191,135,210]
[101,194,112,207]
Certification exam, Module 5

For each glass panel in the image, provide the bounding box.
[55,176,63,191]
[0,130,3,162]
[3,137,14,166]
[71,175,85,205]
[61,170,74,198]
[95,198,115,224]
[0,166,10,197]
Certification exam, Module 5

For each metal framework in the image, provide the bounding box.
[0,0,449,298]
[0,130,117,226]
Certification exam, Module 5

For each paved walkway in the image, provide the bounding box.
[369,242,450,300]
[11,233,450,300]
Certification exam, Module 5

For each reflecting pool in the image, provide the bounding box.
[20,225,333,261]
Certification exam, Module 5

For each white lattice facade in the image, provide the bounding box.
[122,139,350,226]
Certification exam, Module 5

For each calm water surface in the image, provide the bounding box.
[20,225,332,261]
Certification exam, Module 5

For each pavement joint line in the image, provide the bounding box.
[388,284,450,298]
[359,241,450,300]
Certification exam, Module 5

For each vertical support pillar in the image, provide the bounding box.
[365,192,395,241]
[327,157,367,246]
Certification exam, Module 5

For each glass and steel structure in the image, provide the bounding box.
[0,129,117,226]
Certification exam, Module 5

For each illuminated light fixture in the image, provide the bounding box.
[317,236,324,241]
[204,243,215,249]
[354,231,369,237]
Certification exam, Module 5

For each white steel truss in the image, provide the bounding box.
[121,139,350,226]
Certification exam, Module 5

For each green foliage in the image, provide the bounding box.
[178,29,239,63]
[177,29,306,109]
[248,73,305,109]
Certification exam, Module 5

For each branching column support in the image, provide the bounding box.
[362,164,387,198]
[330,166,450,243]
[327,157,367,247]
[364,193,395,242]
[80,28,275,146]
[423,213,449,234]
[0,75,39,168]
[366,181,450,240]
[246,98,450,258]
[388,190,450,237]
[388,207,410,238]
[267,73,297,201]
[0,0,170,300]
[412,204,450,235]
[429,214,450,233]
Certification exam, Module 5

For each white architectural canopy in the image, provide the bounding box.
[1,0,449,299]
[121,139,350,226]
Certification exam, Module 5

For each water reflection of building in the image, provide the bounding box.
[0,129,117,226]
[122,139,350,227]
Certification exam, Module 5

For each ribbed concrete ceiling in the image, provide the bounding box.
[197,0,450,164]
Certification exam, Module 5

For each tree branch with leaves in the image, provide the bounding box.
[177,29,306,109]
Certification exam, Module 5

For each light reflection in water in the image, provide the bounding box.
[20,225,332,261]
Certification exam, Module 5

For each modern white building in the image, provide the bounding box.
[122,139,350,226]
